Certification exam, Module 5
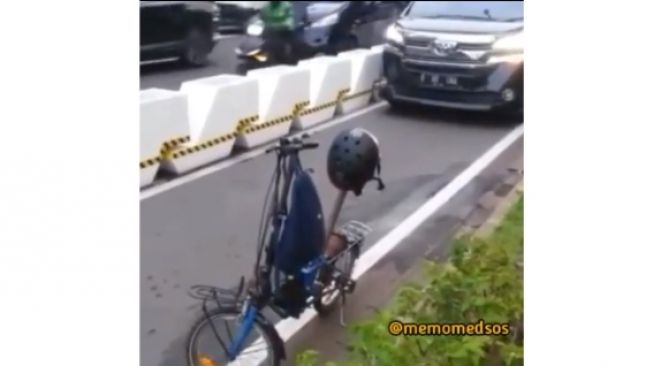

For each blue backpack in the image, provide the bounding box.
[273,168,325,275]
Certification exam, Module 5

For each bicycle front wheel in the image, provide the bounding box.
[186,307,282,366]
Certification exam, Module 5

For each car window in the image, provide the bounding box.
[406,1,523,21]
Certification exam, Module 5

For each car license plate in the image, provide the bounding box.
[421,73,458,86]
[421,73,439,85]
[445,76,458,86]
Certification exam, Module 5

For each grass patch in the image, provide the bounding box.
[297,194,524,366]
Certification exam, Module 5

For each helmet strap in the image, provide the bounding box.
[372,176,385,191]
[374,161,385,191]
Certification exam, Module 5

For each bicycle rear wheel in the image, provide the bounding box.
[186,307,282,366]
[312,242,360,316]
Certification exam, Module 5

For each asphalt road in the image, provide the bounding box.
[140,20,394,91]
[140,36,241,91]
[285,136,523,364]
[140,103,519,366]
[140,17,521,365]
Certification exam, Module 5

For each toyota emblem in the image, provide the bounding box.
[432,39,458,56]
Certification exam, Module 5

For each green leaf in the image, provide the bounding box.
[306,194,524,366]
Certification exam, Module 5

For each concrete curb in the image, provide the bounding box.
[457,160,524,239]
[466,178,523,239]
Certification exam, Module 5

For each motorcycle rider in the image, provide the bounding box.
[260,1,295,63]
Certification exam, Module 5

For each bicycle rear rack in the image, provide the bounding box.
[188,276,246,311]
[321,220,372,327]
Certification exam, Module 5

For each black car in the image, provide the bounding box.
[140,1,217,66]
[380,1,524,114]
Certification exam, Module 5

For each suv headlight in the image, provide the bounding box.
[311,12,339,28]
[493,32,523,53]
[385,24,404,45]
[247,20,264,37]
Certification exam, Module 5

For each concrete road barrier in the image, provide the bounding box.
[371,44,385,53]
[139,48,391,185]
[237,66,310,149]
[295,56,351,129]
[369,45,386,102]
[162,75,259,174]
[140,88,190,187]
[337,48,383,114]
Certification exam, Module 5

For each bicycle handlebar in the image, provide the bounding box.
[265,134,319,154]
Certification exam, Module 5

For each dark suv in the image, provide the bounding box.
[140,1,217,66]
[380,1,523,114]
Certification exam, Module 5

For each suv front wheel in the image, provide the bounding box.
[385,95,413,112]
[182,27,213,67]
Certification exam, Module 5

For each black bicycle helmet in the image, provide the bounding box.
[327,128,384,195]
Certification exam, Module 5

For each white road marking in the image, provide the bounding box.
[229,123,524,365]
[140,102,388,201]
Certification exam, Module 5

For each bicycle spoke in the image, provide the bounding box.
[195,312,275,366]
[222,317,234,344]
[207,316,230,355]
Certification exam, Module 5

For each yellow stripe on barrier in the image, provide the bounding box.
[160,135,191,155]
[139,156,161,169]
[236,114,260,133]
[342,89,373,101]
[242,114,294,135]
[162,132,238,161]
[297,88,351,117]
[337,88,352,100]
[293,100,310,115]
[299,101,337,116]
[142,135,190,169]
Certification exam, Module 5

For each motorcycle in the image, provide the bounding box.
[235,2,365,74]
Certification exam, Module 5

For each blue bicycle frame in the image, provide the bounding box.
[225,140,330,360]
[188,135,377,364]
[227,302,260,358]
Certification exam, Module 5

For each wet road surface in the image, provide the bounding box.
[140,103,519,366]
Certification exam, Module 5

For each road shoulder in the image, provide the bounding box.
[285,156,524,365]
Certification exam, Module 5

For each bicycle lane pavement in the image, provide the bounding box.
[283,134,524,364]
[140,105,517,366]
